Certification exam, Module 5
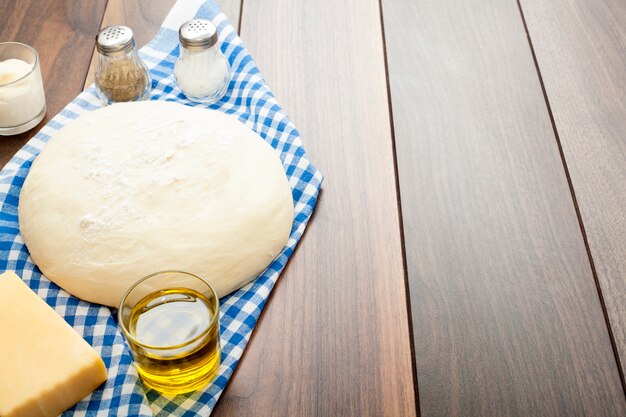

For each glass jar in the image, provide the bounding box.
[0,42,46,136]
[175,19,231,104]
[94,25,151,104]
[118,270,221,395]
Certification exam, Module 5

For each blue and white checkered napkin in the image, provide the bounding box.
[0,0,322,415]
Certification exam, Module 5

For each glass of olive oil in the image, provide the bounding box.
[118,271,221,395]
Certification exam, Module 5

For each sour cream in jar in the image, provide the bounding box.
[0,42,46,136]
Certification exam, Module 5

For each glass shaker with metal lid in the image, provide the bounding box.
[94,25,151,104]
[175,19,231,103]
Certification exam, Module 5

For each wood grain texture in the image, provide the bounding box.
[519,0,626,383]
[212,0,417,416]
[382,0,626,415]
[83,0,242,89]
[0,0,106,168]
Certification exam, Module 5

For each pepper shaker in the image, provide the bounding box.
[175,19,231,103]
[94,25,151,104]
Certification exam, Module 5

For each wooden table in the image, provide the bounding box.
[2,0,625,415]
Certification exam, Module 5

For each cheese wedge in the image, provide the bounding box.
[0,271,107,417]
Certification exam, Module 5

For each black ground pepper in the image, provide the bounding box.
[96,59,147,102]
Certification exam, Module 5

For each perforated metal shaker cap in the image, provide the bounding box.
[96,25,135,55]
[179,19,218,50]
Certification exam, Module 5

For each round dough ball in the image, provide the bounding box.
[19,101,294,307]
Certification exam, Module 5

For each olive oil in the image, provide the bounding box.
[126,287,220,395]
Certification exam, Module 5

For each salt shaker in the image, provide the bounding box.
[94,25,151,104]
[175,19,231,103]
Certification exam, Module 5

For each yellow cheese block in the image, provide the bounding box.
[0,271,107,417]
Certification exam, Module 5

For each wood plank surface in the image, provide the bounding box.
[83,0,242,88]
[0,0,107,168]
[212,0,417,416]
[519,0,626,383]
[382,0,626,415]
